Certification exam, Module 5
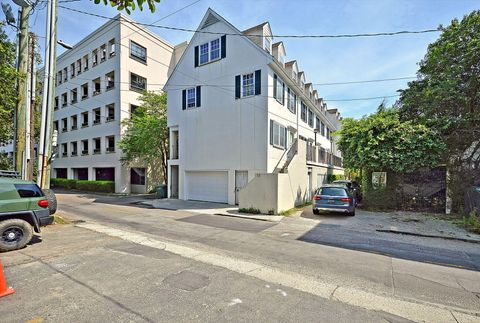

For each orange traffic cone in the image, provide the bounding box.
[0,259,15,298]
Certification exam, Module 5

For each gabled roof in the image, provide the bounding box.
[164,8,273,89]
[243,21,272,37]
[285,60,296,67]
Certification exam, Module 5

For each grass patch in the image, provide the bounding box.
[456,210,480,234]
[53,214,71,225]
[279,201,312,216]
[238,207,261,214]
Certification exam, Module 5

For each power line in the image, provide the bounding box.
[120,0,203,41]
[58,6,441,39]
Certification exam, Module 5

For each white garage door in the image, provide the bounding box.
[185,171,229,203]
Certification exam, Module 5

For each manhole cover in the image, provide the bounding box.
[163,270,210,291]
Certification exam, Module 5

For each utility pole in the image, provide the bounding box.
[37,0,58,189]
[26,32,36,180]
[14,6,30,175]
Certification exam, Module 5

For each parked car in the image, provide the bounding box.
[333,180,363,203]
[312,184,356,216]
[0,177,56,252]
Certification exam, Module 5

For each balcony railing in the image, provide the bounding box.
[306,145,342,168]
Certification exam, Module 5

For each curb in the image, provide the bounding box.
[214,213,283,222]
[376,229,480,244]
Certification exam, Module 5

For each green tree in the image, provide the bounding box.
[94,0,160,13]
[399,10,480,211]
[336,105,445,174]
[119,91,168,186]
[0,23,19,146]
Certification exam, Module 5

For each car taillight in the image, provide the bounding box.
[38,199,49,208]
[313,196,322,200]
[340,198,352,203]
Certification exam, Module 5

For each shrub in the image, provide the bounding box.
[51,178,77,190]
[362,188,397,211]
[50,178,115,193]
[76,180,115,193]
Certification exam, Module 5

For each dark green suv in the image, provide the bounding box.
[0,177,55,252]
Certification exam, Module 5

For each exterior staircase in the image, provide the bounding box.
[273,139,298,174]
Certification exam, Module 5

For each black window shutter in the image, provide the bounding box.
[194,46,199,67]
[255,69,261,95]
[182,90,186,110]
[196,86,201,107]
[282,82,285,105]
[221,35,226,58]
[273,74,277,98]
[284,127,287,148]
[235,75,241,99]
[270,120,274,145]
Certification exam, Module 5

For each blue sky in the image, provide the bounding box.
[5,0,479,118]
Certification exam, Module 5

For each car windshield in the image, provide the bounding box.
[319,187,348,197]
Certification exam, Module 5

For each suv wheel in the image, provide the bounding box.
[0,219,33,252]
[43,189,57,215]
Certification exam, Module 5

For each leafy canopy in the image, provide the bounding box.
[94,0,161,14]
[335,105,446,173]
[399,10,480,162]
[119,91,168,182]
[0,23,19,146]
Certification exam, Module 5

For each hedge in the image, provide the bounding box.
[327,174,344,183]
[51,178,115,193]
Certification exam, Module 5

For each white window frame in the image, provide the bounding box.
[241,72,255,98]
[272,121,287,149]
[210,38,220,61]
[186,88,196,108]
[301,102,307,122]
[287,88,296,113]
[130,41,147,63]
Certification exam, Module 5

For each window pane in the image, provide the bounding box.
[130,41,146,62]
[200,43,209,64]
[14,184,43,198]
[242,73,254,97]
[187,88,196,107]
[210,39,220,60]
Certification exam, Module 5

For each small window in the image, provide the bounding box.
[76,59,82,74]
[61,118,68,132]
[81,83,88,100]
[100,44,107,62]
[71,141,78,156]
[187,88,196,108]
[15,184,43,198]
[106,136,115,153]
[274,75,284,103]
[109,38,116,57]
[321,122,325,137]
[81,140,89,155]
[61,143,68,157]
[93,137,101,154]
[93,78,101,95]
[53,120,59,132]
[130,104,139,118]
[315,116,320,132]
[301,102,307,122]
[287,88,296,113]
[93,108,101,125]
[83,55,89,71]
[210,38,220,61]
[106,104,115,121]
[199,42,209,65]
[130,73,146,91]
[308,109,314,127]
[70,88,78,104]
[81,112,88,127]
[92,49,98,66]
[242,73,254,97]
[264,37,271,53]
[271,121,287,149]
[106,71,115,90]
[54,96,59,110]
[70,63,75,77]
[71,115,78,130]
[130,41,147,63]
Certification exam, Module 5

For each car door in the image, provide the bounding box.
[0,184,27,213]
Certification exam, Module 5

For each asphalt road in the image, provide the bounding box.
[4,192,477,322]
[298,222,480,271]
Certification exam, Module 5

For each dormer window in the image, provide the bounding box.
[264,37,271,53]
[292,72,297,82]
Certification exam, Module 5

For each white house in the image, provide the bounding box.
[45,14,186,193]
[165,9,344,211]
